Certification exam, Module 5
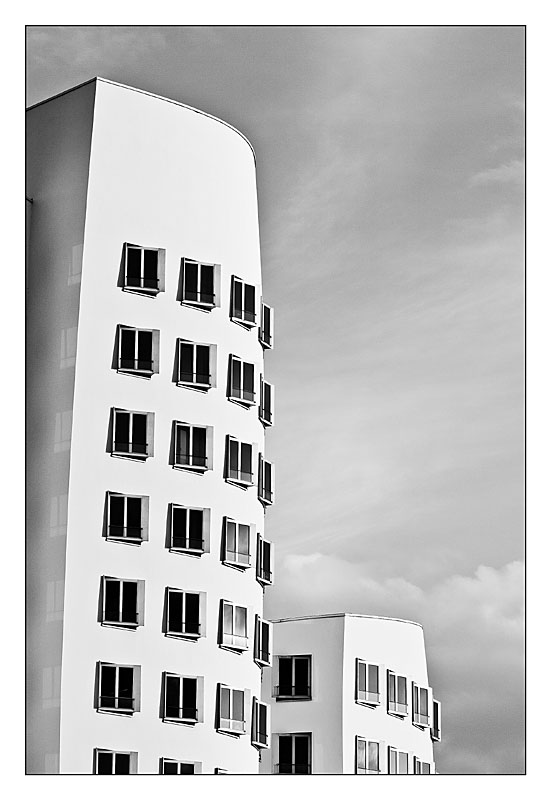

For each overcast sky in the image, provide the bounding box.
[26,25,525,774]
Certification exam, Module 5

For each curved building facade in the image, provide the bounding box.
[26,78,274,774]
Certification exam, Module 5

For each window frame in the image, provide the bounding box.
[431,699,442,742]
[275,655,312,700]
[225,436,255,487]
[111,407,154,460]
[220,600,248,651]
[169,503,209,555]
[116,325,159,376]
[93,749,138,775]
[106,492,149,544]
[176,339,215,389]
[356,660,380,706]
[412,682,431,728]
[259,301,274,349]
[254,615,271,667]
[160,758,200,774]
[180,258,219,309]
[413,757,432,775]
[355,737,380,774]
[259,376,274,426]
[256,534,274,586]
[251,697,270,749]
[123,243,165,296]
[173,421,211,472]
[165,588,203,639]
[223,517,252,568]
[388,746,409,775]
[100,576,144,629]
[217,684,247,735]
[258,454,274,505]
[230,275,257,327]
[162,672,200,724]
[228,354,256,406]
[96,662,140,715]
[387,670,408,717]
[275,733,312,775]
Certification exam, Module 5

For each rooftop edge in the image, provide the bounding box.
[268,613,423,628]
[26,77,256,162]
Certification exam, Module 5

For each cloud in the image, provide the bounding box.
[265,557,525,774]
[469,159,525,187]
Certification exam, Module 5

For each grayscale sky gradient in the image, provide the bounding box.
[26,25,525,774]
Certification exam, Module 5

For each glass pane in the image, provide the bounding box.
[173,506,187,536]
[120,329,135,366]
[241,444,252,477]
[368,664,379,694]
[179,343,194,381]
[233,280,242,316]
[132,414,147,447]
[398,752,408,774]
[226,521,236,553]
[196,346,210,382]
[235,606,247,637]
[295,736,310,768]
[233,690,244,721]
[180,763,195,774]
[118,667,134,709]
[181,678,197,715]
[114,412,129,448]
[295,657,310,694]
[100,665,116,703]
[357,739,366,771]
[126,497,142,533]
[223,603,233,634]
[188,509,203,547]
[109,495,125,528]
[104,580,120,621]
[126,247,141,285]
[229,439,239,474]
[358,661,366,692]
[397,676,407,705]
[220,687,230,718]
[163,761,178,774]
[143,249,158,285]
[244,284,255,318]
[185,593,200,634]
[121,581,137,623]
[263,305,271,341]
[177,426,190,461]
[279,736,292,771]
[368,742,379,772]
[184,262,198,299]
[231,358,241,395]
[388,673,396,702]
[96,752,113,774]
[237,524,249,555]
[420,688,428,716]
[279,657,293,694]
[165,676,180,716]
[243,363,254,399]
[114,753,130,774]
[137,331,152,366]
[168,591,183,632]
[200,263,214,302]
[192,427,206,462]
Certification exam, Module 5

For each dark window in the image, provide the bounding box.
[164,675,197,722]
[431,699,441,741]
[226,439,253,484]
[175,424,208,469]
[167,590,201,636]
[95,751,132,774]
[229,357,255,404]
[113,410,149,457]
[260,303,273,348]
[413,684,430,726]
[252,698,269,747]
[125,245,160,292]
[277,734,311,774]
[99,664,135,712]
[171,506,204,552]
[254,617,271,665]
[387,671,408,715]
[108,494,143,541]
[259,379,273,425]
[183,260,215,306]
[276,656,311,699]
[103,579,138,626]
[257,536,273,584]
[258,456,273,504]
[231,277,256,325]
[178,342,211,386]
[162,760,195,774]
[119,328,153,373]
[224,519,251,566]
[356,661,380,704]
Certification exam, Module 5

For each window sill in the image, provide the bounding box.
[176,380,211,391]
[259,495,273,506]
[223,558,252,570]
[97,707,135,716]
[181,299,215,311]
[356,698,381,707]
[165,631,201,641]
[254,657,271,668]
[217,724,246,736]
[101,620,139,630]
[256,575,273,586]
[259,415,273,427]
[230,315,257,330]
[387,709,408,718]
[169,546,204,556]
[226,477,254,490]
[228,396,256,408]
[252,738,269,750]
[106,536,144,544]
[220,642,248,653]
[275,695,312,702]
[111,450,149,461]
[123,286,160,297]
[163,716,198,725]
[173,463,209,473]
[117,368,154,378]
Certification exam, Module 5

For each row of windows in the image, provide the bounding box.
[95,751,228,774]
[119,245,273,345]
[93,666,269,744]
[109,411,274,501]
[271,656,441,741]
[114,329,273,419]
[99,579,270,657]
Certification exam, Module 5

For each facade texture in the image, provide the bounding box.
[260,614,441,774]
[26,78,274,774]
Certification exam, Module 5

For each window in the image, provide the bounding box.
[97,662,140,714]
[258,455,274,505]
[170,504,206,553]
[412,683,430,727]
[177,340,212,388]
[163,673,198,723]
[356,661,380,705]
[223,518,251,567]
[275,656,311,699]
[181,258,216,308]
[228,355,255,404]
[387,671,408,716]
[259,377,274,426]
[225,436,254,486]
[254,616,271,666]
[94,749,137,774]
[259,302,273,348]
[388,747,408,775]
[123,243,164,295]
[431,699,441,742]
[231,276,256,326]
[252,698,269,748]
[220,601,248,650]
[165,589,201,638]
[111,408,154,460]
[256,535,273,585]
[214,768,228,775]
[160,759,197,774]
[356,738,379,774]
[218,685,246,734]
[117,326,159,375]
[414,758,432,775]
[106,492,148,543]
[173,422,210,470]
[276,734,311,774]
[101,577,144,628]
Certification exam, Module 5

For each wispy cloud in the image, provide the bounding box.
[470,159,525,187]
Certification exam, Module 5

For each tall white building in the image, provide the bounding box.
[26,78,274,774]
[260,614,441,774]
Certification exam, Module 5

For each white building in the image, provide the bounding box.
[260,614,441,774]
[26,77,274,774]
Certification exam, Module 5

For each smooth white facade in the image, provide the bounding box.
[27,78,273,774]
[260,614,440,774]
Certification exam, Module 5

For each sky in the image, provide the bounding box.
[26,25,525,775]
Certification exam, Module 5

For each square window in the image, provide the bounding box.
[223,518,251,568]
[356,660,380,705]
[228,355,255,405]
[388,747,408,775]
[173,422,211,471]
[165,588,202,638]
[163,673,199,724]
[161,759,199,774]
[111,408,154,460]
[276,733,311,774]
[94,749,137,774]
[180,258,218,308]
[101,577,144,629]
[230,276,257,327]
[217,685,247,735]
[275,656,311,700]
[258,454,274,505]
[116,326,160,376]
[259,377,274,426]
[169,504,208,554]
[220,601,248,651]
[254,616,271,667]
[106,492,148,543]
[387,671,408,716]
[122,243,165,295]
[177,340,214,389]
[356,737,380,774]
[252,697,270,748]
[96,662,140,714]
[225,436,255,486]
[259,302,274,348]
[256,535,274,586]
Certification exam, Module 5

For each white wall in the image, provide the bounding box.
[29,79,269,774]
